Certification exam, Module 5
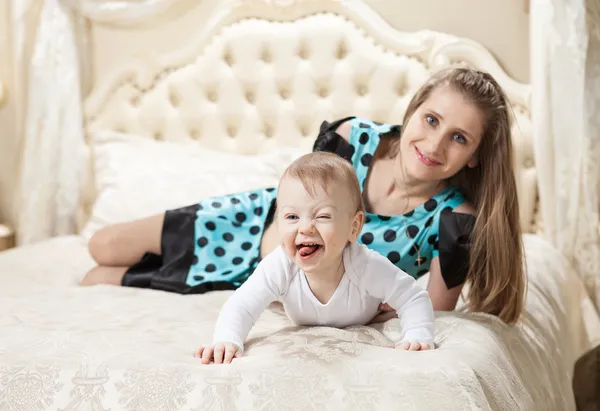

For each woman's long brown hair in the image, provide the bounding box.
[394,68,525,324]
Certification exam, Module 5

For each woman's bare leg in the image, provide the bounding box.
[88,213,164,267]
[81,266,128,286]
[81,213,164,286]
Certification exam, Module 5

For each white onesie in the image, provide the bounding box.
[213,242,435,351]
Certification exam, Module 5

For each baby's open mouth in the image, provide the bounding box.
[296,243,322,258]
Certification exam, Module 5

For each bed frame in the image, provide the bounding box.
[80,0,538,232]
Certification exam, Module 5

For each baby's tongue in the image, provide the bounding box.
[299,245,319,256]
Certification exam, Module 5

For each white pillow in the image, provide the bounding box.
[80,130,307,240]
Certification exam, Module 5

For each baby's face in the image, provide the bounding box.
[276,177,363,275]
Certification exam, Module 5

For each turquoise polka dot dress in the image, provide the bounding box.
[341,117,468,280]
[121,117,475,294]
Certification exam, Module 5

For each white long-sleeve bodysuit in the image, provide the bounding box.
[213,242,435,352]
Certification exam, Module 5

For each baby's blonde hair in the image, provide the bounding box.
[279,151,365,214]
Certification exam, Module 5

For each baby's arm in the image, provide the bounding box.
[364,252,435,350]
[196,248,289,363]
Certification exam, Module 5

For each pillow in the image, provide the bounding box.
[80,130,308,240]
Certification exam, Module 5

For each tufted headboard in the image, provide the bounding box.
[82,0,538,232]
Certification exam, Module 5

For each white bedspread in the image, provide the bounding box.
[0,234,594,410]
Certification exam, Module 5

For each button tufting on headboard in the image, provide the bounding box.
[298,41,310,60]
[245,89,255,104]
[223,48,234,67]
[261,46,272,63]
[206,89,218,103]
[85,12,535,232]
[279,87,290,100]
[168,88,180,107]
[227,125,237,138]
[336,41,348,60]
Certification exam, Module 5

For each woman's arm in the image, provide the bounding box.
[335,120,352,141]
[427,202,475,310]
[426,257,464,311]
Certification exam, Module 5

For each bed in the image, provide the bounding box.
[0,0,597,410]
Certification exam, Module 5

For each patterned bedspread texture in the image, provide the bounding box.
[0,234,590,411]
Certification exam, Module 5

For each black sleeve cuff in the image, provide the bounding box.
[312,116,356,161]
[438,208,476,289]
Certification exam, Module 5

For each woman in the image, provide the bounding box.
[82,67,525,324]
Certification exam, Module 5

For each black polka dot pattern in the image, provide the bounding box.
[184,120,468,289]
[383,230,396,242]
[406,225,419,238]
[360,153,372,167]
[425,216,434,228]
[361,232,374,245]
[424,199,438,212]
[192,255,199,265]
[387,251,400,264]
[359,132,369,145]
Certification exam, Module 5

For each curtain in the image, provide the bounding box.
[15,0,183,245]
[530,0,600,308]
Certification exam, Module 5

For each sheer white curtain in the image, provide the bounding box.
[15,0,182,245]
[530,0,600,307]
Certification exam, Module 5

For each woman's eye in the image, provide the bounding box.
[452,134,466,144]
[425,115,437,126]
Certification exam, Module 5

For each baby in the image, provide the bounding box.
[195,151,435,364]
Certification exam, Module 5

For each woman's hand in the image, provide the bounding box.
[194,342,242,364]
[395,341,434,351]
[378,303,394,312]
[369,302,398,324]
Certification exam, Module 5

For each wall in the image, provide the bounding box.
[364,0,530,83]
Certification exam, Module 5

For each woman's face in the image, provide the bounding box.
[399,86,485,183]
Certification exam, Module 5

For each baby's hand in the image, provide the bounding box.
[194,342,242,364]
[395,341,434,351]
